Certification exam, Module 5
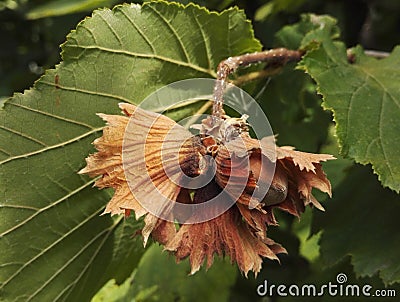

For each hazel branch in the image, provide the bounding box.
[212,48,303,118]
[212,47,391,119]
[361,49,389,59]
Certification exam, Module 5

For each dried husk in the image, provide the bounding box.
[80,103,334,276]
[164,181,286,276]
[80,103,204,244]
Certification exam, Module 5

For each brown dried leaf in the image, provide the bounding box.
[269,147,334,215]
[236,203,277,240]
[79,114,126,181]
[276,146,335,172]
[80,103,202,245]
[122,104,202,209]
[164,182,285,276]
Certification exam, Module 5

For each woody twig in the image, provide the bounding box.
[212,48,304,119]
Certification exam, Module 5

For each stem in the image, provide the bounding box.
[364,50,390,59]
[212,47,391,120]
[212,48,303,118]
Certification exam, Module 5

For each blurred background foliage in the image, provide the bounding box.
[1,1,400,301]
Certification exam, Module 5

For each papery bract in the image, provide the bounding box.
[80,102,334,275]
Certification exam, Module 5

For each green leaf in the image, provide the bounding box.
[26,0,120,19]
[275,14,340,50]
[91,272,138,302]
[313,165,400,285]
[301,41,400,192]
[128,244,238,302]
[292,207,321,263]
[0,2,261,301]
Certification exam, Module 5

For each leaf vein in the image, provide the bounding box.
[0,125,47,147]
[1,190,103,298]
[80,25,98,45]
[26,213,121,301]
[361,68,400,110]
[378,92,394,181]
[0,128,102,165]
[147,4,191,63]
[346,79,368,149]
[0,179,96,238]
[0,204,40,211]
[193,11,212,70]
[119,9,156,54]
[41,80,134,103]
[9,102,95,130]
[0,147,11,156]
[65,44,214,76]
[54,217,123,302]
[365,137,379,158]
[97,13,123,47]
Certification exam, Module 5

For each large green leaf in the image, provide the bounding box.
[273,12,400,287]
[0,2,261,301]
[300,33,400,192]
[313,165,400,285]
[275,14,340,51]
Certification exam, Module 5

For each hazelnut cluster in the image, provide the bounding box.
[80,103,334,275]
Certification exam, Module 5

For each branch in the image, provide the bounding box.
[212,48,303,118]
[212,47,391,119]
